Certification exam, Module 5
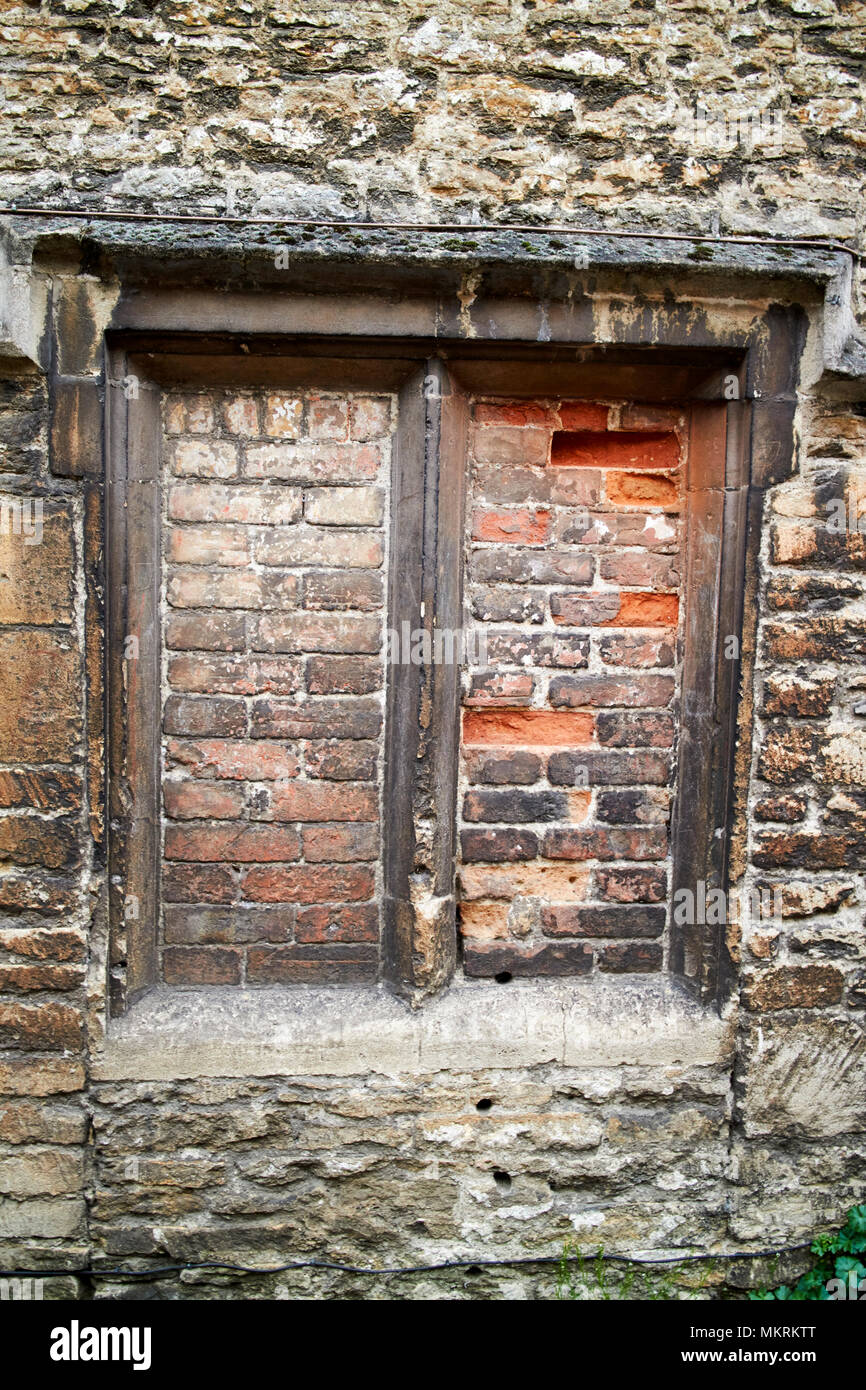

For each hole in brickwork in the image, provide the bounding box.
[475,1097,493,1111]
[551,429,679,469]
[493,1170,512,1189]
[494,971,513,984]
[465,1265,482,1276]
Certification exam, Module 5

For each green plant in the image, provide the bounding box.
[750,1204,866,1301]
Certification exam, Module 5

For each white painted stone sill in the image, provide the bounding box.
[93,976,735,1081]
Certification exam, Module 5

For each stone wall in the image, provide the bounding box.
[0,0,864,1301]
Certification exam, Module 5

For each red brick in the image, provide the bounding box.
[460,828,539,861]
[263,782,377,822]
[166,738,299,781]
[463,710,594,746]
[547,749,670,784]
[295,904,379,943]
[242,864,375,903]
[163,946,242,985]
[263,393,303,438]
[470,547,594,587]
[168,654,302,695]
[163,863,238,903]
[165,612,246,652]
[163,696,247,737]
[475,402,559,428]
[552,591,678,627]
[471,425,550,466]
[465,671,535,706]
[543,827,667,860]
[599,553,679,589]
[598,941,663,972]
[599,631,676,667]
[484,631,590,669]
[542,905,665,938]
[594,712,674,747]
[163,781,246,820]
[250,697,381,740]
[306,656,382,695]
[471,507,551,544]
[472,463,551,505]
[350,397,391,440]
[556,402,610,431]
[549,675,675,708]
[301,823,379,861]
[167,524,249,566]
[168,569,299,611]
[463,943,593,977]
[594,866,668,902]
[164,905,292,944]
[303,570,383,611]
[304,740,378,781]
[245,441,381,483]
[470,585,545,624]
[171,438,238,478]
[223,395,260,435]
[246,944,377,984]
[164,824,301,863]
[558,511,679,548]
[465,749,543,784]
[307,396,348,439]
[255,527,383,568]
[251,612,380,654]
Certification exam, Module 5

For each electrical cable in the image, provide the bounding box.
[0,206,858,259]
[0,1243,812,1282]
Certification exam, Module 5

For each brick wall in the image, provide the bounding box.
[160,388,392,986]
[459,399,682,979]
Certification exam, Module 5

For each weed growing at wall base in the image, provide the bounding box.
[751,1205,866,1301]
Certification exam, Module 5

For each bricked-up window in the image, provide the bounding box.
[107,344,746,1011]
[158,388,392,987]
[459,400,684,979]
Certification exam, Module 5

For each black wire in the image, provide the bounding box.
[0,1245,810,1281]
[0,205,858,259]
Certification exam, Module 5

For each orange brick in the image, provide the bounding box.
[604,593,679,628]
[458,901,509,941]
[463,710,594,746]
[471,507,551,544]
[606,472,680,507]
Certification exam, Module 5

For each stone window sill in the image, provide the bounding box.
[93,976,734,1081]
